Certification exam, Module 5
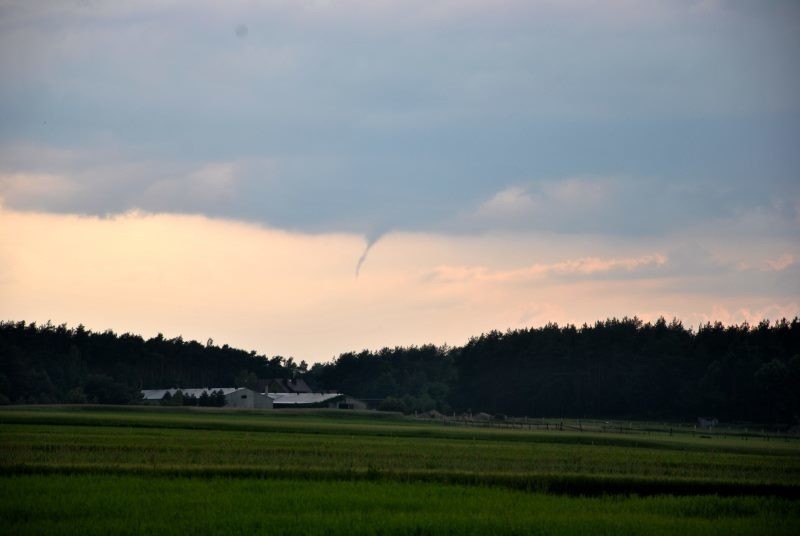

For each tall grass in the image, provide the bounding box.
[2,475,798,535]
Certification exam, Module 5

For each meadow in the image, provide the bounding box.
[1,406,799,534]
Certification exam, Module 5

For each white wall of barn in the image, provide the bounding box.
[224,388,273,409]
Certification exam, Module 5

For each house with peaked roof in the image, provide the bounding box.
[257,378,313,394]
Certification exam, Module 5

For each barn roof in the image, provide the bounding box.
[267,392,343,405]
[141,388,344,405]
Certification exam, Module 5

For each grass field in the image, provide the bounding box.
[1,406,799,534]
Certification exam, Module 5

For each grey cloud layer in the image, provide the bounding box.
[0,0,798,238]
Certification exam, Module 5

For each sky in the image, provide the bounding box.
[1,0,798,363]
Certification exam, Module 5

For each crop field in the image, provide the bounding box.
[1,406,799,534]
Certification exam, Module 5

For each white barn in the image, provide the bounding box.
[141,387,273,409]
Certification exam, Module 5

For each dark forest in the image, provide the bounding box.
[1,317,798,423]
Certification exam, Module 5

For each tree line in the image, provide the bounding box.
[307,317,800,423]
[0,321,304,405]
[1,317,798,423]
[161,389,227,407]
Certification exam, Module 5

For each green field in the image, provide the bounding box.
[1,406,798,534]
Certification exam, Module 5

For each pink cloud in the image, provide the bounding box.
[762,253,795,272]
[428,252,667,283]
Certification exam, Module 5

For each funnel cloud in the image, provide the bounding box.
[355,234,382,279]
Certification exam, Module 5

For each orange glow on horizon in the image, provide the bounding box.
[1,205,796,362]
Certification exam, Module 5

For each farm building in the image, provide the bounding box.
[268,392,367,410]
[141,388,273,409]
[141,387,367,410]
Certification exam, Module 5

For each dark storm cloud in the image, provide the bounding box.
[0,0,798,241]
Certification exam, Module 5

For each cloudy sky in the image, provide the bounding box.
[1,0,798,362]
